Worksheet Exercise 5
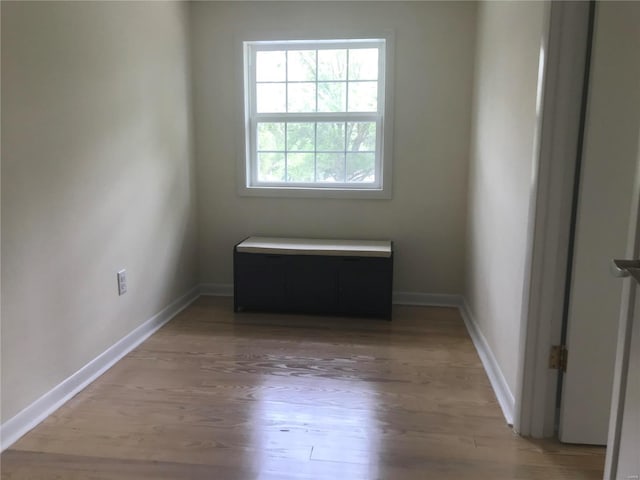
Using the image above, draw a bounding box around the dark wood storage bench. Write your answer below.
[233,237,393,319]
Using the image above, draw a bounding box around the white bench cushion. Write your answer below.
[236,236,392,258]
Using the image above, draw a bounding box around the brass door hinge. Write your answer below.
[549,345,568,371]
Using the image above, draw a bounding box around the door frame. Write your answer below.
[514,0,593,438]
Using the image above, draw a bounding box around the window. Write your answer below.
[241,38,392,198]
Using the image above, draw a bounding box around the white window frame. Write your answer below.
[238,36,394,199]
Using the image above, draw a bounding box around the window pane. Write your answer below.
[317,122,345,151]
[258,153,285,182]
[347,122,376,151]
[288,50,316,81]
[317,153,345,182]
[346,153,375,183]
[256,51,286,82]
[287,123,315,151]
[318,82,346,112]
[257,83,286,113]
[246,40,387,192]
[318,49,347,81]
[348,48,378,80]
[257,122,285,151]
[287,153,315,182]
[348,82,377,112]
[287,83,316,112]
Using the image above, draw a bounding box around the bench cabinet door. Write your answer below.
[285,256,339,313]
[337,257,392,318]
[234,253,286,310]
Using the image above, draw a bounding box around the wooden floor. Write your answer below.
[1,296,605,479]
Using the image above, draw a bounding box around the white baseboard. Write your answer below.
[0,286,200,452]
[199,283,233,297]
[393,291,463,307]
[459,299,515,426]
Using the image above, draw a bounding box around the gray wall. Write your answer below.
[465,1,547,393]
[1,1,198,421]
[190,1,477,294]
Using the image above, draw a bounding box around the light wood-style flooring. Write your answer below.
[1,296,605,479]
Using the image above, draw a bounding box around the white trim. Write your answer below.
[514,0,553,437]
[515,1,591,437]
[236,32,395,200]
[461,299,515,426]
[199,283,234,297]
[238,185,392,200]
[0,287,200,452]
[392,291,462,308]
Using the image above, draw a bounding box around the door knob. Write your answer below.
[611,259,640,278]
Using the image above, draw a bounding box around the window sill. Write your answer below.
[238,185,392,200]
